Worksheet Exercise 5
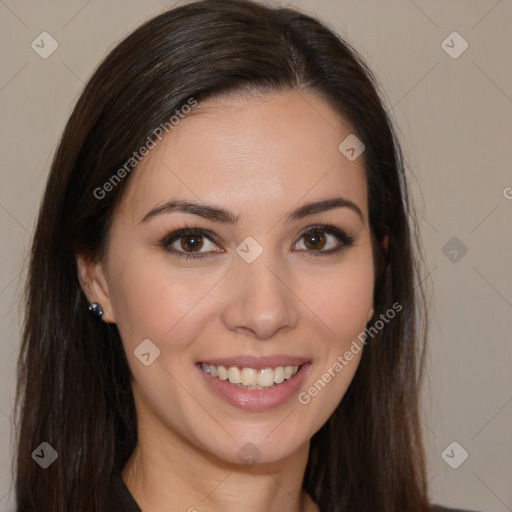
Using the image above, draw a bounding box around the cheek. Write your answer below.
[303,254,374,342]
[109,240,374,360]
[109,250,219,349]
[295,253,373,423]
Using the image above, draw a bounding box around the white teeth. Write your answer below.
[217,365,228,380]
[257,368,274,387]
[227,367,242,384]
[241,367,257,386]
[273,366,285,384]
[201,363,301,388]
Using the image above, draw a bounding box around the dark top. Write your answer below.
[109,472,478,512]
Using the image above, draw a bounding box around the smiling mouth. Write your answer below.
[199,362,302,390]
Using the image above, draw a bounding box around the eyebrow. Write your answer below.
[140,196,364,225]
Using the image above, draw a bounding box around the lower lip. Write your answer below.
[197,363,311,411]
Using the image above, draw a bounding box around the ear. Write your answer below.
[374,233,389,275]
[368,234,389,323]
[382,234,389,253]
[76,253,116,323]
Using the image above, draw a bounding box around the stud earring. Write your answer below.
[88,302,104,318]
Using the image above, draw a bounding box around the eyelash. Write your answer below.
[159,224,355,261]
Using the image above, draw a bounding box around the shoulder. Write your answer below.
[107,476,480,512]
[108,472,142,512]
[431,505,481,512]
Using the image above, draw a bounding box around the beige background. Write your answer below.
[1,1,511,510]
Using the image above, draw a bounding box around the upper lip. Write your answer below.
[198,355,310,370]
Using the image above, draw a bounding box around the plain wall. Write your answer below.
[0,1,511,510]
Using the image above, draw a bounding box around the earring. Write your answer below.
[88,302,104,318]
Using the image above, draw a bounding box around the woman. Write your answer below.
[14,1,478,511]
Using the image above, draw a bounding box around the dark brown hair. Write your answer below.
[15,1,429,510]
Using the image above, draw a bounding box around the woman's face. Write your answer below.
[92,90,374,465]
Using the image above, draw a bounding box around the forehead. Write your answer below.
[116,89,368,224]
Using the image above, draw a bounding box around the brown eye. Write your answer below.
[303,230,327,251]
[179,234,204,252]
[160,227,224,260]
[293,225,355,256]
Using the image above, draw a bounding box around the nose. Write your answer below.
[221,252,299,340]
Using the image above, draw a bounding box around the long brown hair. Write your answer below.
[15,1,430,510]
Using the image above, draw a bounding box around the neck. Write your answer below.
[122,420,317,512]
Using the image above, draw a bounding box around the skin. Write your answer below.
[77,89,377,512]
